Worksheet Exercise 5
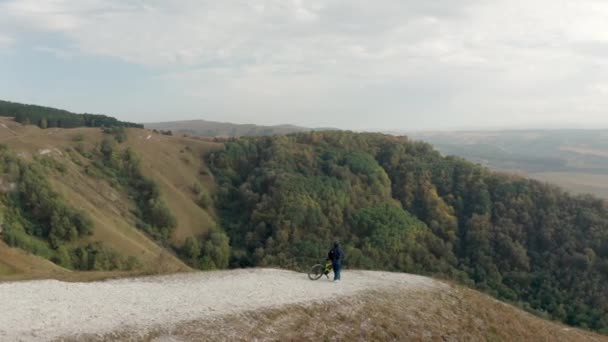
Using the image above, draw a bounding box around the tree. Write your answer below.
[208,131,608,332]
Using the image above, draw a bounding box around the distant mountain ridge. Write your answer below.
[145,119,336,137]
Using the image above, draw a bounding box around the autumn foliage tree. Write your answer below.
[209,131,608,333]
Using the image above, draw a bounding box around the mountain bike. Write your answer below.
[308,261,332,280]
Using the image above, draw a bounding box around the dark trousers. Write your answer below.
[332,261,342,281]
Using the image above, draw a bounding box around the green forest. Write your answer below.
[0,100,143,129]
[208,131,608,333]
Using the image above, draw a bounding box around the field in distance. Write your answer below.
[408,129,608,199]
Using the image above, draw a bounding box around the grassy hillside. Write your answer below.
[145,119,332,138]
[0,241,66,278]
[122,130,222,244]
[0,118,221,279]
[224,287,606,341]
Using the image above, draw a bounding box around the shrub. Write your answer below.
[191,182,203,195]
[102,127,128,143]
[69,243,139,271]
[197,191,212,209]
[180,228,230,270]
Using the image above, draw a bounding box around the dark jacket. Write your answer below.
[328,245,344,264]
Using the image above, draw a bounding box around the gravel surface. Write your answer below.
[0,268,442,341]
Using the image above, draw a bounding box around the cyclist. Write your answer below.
[327,241,344,282]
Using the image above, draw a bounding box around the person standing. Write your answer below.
[327,241,344,282]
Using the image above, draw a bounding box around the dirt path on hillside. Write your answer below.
[0,268,443,341]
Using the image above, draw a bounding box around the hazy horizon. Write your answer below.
[2,1,608,131]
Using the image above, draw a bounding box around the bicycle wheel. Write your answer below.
[308,264,325,280]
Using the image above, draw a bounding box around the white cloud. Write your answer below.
[34,46,74,60]
[0,34,14,49]
[1,0,608,129]
[0,0,481,69]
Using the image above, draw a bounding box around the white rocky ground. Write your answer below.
[0,268,443,341]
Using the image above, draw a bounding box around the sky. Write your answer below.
[1,0,608,131]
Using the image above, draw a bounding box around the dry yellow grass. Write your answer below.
[0,241,144,283]
[72,283,607,342]
[0,241,67,279]
[124,129,223,244]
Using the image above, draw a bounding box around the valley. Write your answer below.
[408,130,608,199]
[0,106,607,337]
